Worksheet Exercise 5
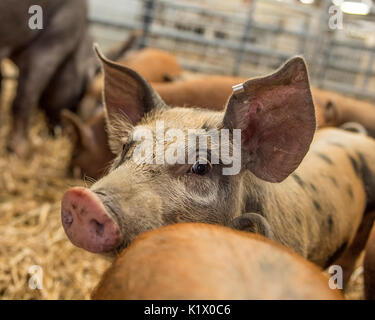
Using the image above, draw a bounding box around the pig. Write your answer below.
[61,109,113,179]
[61,49,375,289]
[151,76,248,110]
[364,221,375,300]
[313,87,375,138]
[92,223,343,300]
[63,74,347,180]
[63,76,250,179]
[0,0,98,156]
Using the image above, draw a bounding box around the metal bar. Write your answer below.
[158,0,248,21]
[361,50,375,90]
[88,17,141,30]
[328,59,375,78]
[87,0,375,102]
[233,0,256,76]
[331,39,375,53]
[147,28,291,60]
[251,21,316,40]
[140,0,157,48]
[322,80,375,102]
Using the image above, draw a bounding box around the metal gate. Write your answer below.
[88,0,375,102]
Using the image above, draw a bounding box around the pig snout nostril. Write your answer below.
[91,219,105,237]
[61,187,121,253]
[62,210,74,227]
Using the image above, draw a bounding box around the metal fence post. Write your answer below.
[232,0,256,76]
[140,0,157,48]
[310,0,332,86]
[361,50,375,91]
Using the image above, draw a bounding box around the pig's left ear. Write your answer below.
[94,45,166,127]
[223,57,316,182]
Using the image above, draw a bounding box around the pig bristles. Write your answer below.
[102,159,116,177]
[104,109,134,155]
[83,175,97,186]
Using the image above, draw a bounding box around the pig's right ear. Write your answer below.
[223,57,316,182]
[94,45,167,128]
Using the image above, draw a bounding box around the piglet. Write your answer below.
[92,223,343,300]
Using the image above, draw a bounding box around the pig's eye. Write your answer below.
[190,159,212,175]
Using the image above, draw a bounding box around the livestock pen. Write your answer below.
[0,0,374,300]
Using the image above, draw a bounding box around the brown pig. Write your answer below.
[92,223,343,300]
[61,110,113,179]
[313,87,375,137]
[0,0,98,156]
[61,50,375,290]
[152,76,248,110]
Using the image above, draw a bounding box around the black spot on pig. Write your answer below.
[317,152,333,165]
[310,183,317,192]
[327,215,334,232]
[292,174,305,188]
[347,185,354,199]
[296,216,302,226]
[358,152,375,203]
[313,200,322,213]
[329,176,338,187]
[358,152,371,182]
[348,154,360,177]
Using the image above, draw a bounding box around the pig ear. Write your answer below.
[61,109,94,149]
[94,44,167,128]
[323,100,338,125]
[223,57,316,182]
[230,213,274,239]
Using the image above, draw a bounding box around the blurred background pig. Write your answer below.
[0,0,98,156]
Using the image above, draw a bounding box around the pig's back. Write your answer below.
[152,76,246,111]
[262,128,375,266]
[121,48,183,83]
[92,223,342,300]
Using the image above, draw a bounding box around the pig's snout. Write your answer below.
[61,187,120,253]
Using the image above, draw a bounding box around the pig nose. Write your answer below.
[61,187,120,253]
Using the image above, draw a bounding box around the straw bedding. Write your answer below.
[0,60,365,299]
[0,61,110,299]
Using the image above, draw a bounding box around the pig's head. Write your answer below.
[61,109,114,179]
[61,49,315,255]
[313,92,339,127]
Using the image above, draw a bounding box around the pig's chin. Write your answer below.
[61,187,122,254]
